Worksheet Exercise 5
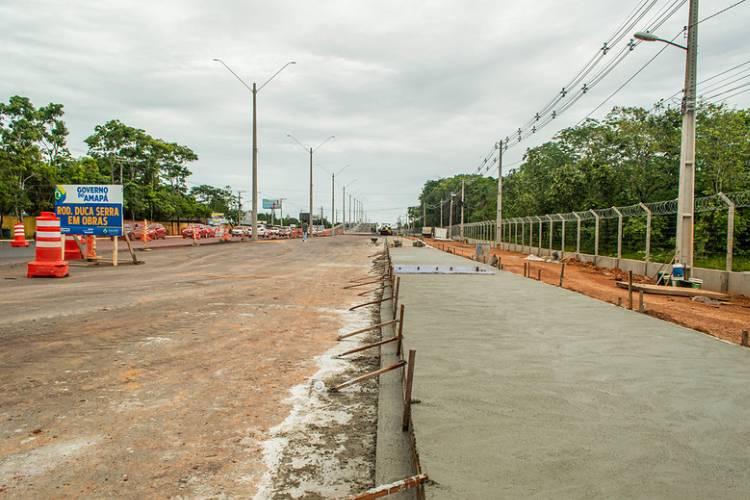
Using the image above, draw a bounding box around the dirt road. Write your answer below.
[429,240,750,346]
[0,236,380,498]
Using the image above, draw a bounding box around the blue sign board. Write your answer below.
[263,198,280,210]
[54,184,124,236]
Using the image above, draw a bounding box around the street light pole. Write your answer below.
[634,0,698,272]
[213,59,295,241]
[309,147,313,235]
[287,134,335,237]
[496,140,503,245]
[448,194,455,239]
[330,165,350,236]
[460,179,465,239]
[676,0,699,272]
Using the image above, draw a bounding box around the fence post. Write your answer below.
[612,206,623,268]
[521,219,525,249]
[536,216,542,255]
[718,193,735,276]
[557,214,565,260]
[528,217,533,249]
[639,202,652,275]
[590,209,599,266]
[574,212,582,257]
[547,215,553,256]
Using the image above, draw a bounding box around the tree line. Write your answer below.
[413,102,750,263]
[0,95,249,230]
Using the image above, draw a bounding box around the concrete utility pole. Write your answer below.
[422,200,426,229]
[440,199,444,228]
[278,198,285,226]
[213,59,295,241]
[349,194,353,224]
[496,139,503,245]
[634,0,698,272]
[448,194,454,239]
[676,0,699,273]
[460,179,465,239]
[236,190,245,226]
[287,134,335,237]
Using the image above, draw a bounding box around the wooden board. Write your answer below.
[615,281,730,301]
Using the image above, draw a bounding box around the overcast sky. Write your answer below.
[2,0,748,223]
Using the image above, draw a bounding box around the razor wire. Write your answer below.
[495,190,750,227]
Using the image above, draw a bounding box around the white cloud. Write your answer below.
[1,0,747,221]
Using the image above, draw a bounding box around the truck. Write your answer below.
[421,226,432,238]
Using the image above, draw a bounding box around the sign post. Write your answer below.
[54,184,124,266]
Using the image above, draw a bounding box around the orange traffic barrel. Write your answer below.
[64,235,83,260]
[10,223,29,247]
[27,212,69,278]
[86,235,97,260]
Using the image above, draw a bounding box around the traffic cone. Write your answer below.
[64,235,83,260]
[86,235,97,260]
[10,223,29,247]
[27,212,69,278]
[142,219,150,249]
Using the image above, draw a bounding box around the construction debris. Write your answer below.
[691,296,723,306]
[412,240,425,247]
[615,281,730,301]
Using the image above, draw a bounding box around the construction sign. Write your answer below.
[54,184,124,236]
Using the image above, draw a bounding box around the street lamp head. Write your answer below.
[634,31,660,42]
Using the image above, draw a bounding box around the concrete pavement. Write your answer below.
[392,242,750,499]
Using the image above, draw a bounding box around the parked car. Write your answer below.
[131,223,166,240]
[182,224,213,239]
[266,226,281,239]
[256,224,267,238]
[278,226,291,238]
[202,225,216,238]
[232,225,252,237]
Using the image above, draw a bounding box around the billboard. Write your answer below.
[54,184,124,236]
[263,198,280,210]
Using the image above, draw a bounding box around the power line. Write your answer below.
[693,0,748,25]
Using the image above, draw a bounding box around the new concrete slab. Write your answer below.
[392,243,750,499]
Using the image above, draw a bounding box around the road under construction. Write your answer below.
[1,234,750,498]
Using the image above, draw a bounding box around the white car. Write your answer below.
[256,225,267,238]
[231,225,251,237]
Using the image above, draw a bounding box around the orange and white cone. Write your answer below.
[10,223,29,247]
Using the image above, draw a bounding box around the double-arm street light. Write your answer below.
[633,0,697,272]
[287,134,335,236]
[213,58,296,241]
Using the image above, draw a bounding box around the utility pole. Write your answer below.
[440,199,444,228]
[448,194,454,239]
[213,59,295,241]
[236,190,245,226]
[309,147,314,236]
[496,139,503,245]
[342,186,346,229]
[331,172,335,228]
[460,179,465,239]
[349,194,353,225]
[675,0,699,273]
[422,200,426,229]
